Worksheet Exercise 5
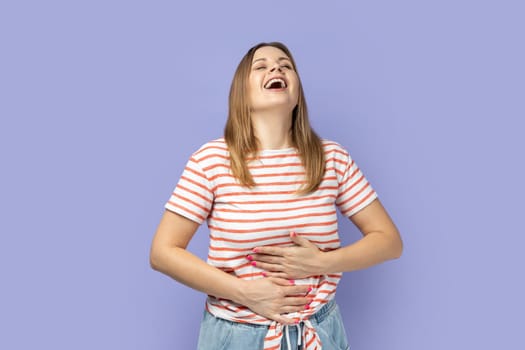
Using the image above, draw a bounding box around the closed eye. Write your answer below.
[254,66,266,70]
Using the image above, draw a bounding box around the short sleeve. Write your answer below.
[335,149,378,217]
[164,156,214,224]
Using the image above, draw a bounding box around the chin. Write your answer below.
[255,98,297,110]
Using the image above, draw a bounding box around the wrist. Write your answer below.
[231,278,249,305]
[316,249,333,275]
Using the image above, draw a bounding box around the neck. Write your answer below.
[251,108,293,150]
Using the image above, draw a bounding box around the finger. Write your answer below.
[285,290,309,297]
[290,231,312,247]
[263,271,290,279]
[284,284,312,295]
[279,305,308,314]
[253,246,286,256]
[251,261,282,272]
[283,296,311,306]
[268,277,297,286]
[249,253,282,264]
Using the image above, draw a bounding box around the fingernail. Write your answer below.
[305,304,310,310]
[294,318,300,324]
[261,272,267,277]
[290,231,297,237]
[251,261,257,267]
[252,248,259,253]
[289,279,295,285]
[246,255,253,261]
[307,287,312,293]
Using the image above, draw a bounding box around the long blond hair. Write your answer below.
[224,42,325,194]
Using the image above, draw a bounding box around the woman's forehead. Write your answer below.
[252,46,290,62]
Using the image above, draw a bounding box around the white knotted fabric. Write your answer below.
[263,319,322,350]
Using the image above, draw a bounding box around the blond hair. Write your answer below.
[224,42,325,194]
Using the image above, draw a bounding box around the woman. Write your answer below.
[150,42,403,350]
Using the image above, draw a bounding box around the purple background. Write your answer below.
[1,1,524,349]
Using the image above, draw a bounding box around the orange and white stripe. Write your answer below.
[165,138,377,349]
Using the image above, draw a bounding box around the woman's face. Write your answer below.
[247,46,299,114]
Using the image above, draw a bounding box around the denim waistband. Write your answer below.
[308,298,336,323]
[282,299,336,350]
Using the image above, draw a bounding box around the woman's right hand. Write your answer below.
[236,277,312,325]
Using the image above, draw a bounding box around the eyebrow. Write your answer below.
[252,57,291,65]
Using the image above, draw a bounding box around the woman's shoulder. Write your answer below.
[191,138,229,161]
[321,139,350,158]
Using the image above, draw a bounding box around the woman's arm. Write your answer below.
[249,199,403,278]
[149,210,311,324]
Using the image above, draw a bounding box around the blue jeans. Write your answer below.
[197,299,350,350]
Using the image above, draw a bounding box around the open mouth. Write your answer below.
[264,78,287,90]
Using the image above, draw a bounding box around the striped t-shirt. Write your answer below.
[165,138,377,349]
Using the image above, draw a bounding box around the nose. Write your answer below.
[270,62,282,72]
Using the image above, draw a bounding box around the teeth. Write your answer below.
[264,78,286,89]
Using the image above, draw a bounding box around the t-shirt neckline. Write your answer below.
[259,147,297,154]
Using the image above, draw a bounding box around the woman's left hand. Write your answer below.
[248,232,324,280]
